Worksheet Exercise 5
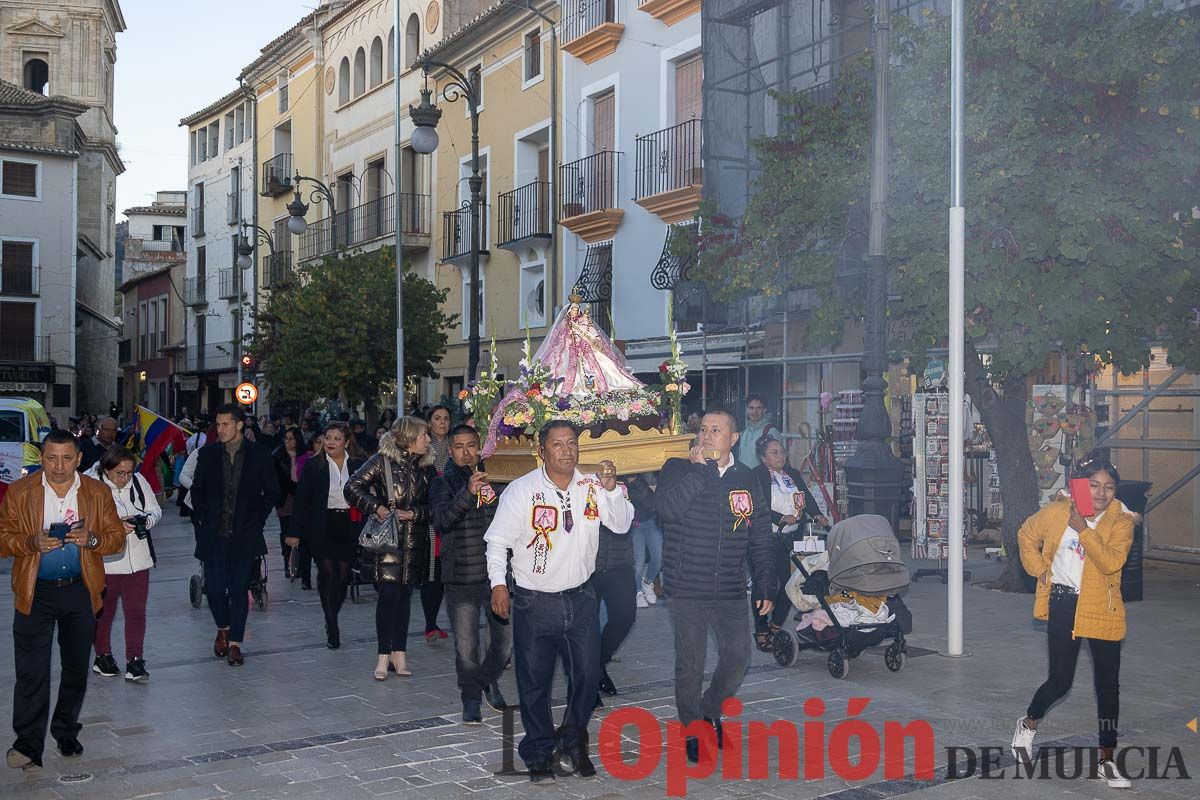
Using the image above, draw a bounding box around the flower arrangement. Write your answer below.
[658,310,691,434]
[459,341,504,434]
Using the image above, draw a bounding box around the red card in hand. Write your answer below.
[1068,478,1095,517]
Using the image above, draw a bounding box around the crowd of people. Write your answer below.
[0,397,1138,788]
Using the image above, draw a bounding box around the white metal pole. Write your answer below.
[946,0,967,657]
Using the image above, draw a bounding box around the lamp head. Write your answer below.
[409,85,442,155]
[286,186,309,235]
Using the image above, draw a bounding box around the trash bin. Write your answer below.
[1115,480,1150,603]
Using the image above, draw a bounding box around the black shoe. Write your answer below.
[571,750,597,778]
[125,658,149,683]
[326,622,340,650]
[483,682,509,712]
[57,738,83,758]
[686,736,700,764]
[599,669,617,696]
[528,765,555,784]
[92,653,119,677]
[462,698,483,725]
[301,581,313,591]
[704,716,724,749]
[594,694,603,710]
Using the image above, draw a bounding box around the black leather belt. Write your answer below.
[1049,583,1079,599]
[514,583,588,598]
[37,576,82,588]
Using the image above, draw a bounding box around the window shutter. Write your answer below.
[1,241,34,293]
[2,161,37,197]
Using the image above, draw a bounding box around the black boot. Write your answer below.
[704,717,724,749]
[326,619,340,649]
[599,668,617,696]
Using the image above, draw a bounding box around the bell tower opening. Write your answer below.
[23,57,49,95]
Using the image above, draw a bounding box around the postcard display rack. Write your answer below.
[831,390,863,521]
[911,391,971,582]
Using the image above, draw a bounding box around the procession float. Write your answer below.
[462,295,694,482]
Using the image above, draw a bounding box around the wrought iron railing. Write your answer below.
[298,192,430,262]
[497,181,552,246]
[183,342,235,373]
[563,0,617,45]
[635,117,702,200]
[560,151,621,218]
[219,269,243,300]
[184,276,207,306]
[263,250,294,289]
[261,153,293,196]
[441,203,491,262]
[0,335,50,362]
[125,237,185,256]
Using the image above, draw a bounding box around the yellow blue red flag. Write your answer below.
[135,406,188,493]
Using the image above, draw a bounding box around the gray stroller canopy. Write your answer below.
[827,514,911,596]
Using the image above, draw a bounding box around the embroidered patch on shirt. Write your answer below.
[583,484,600,520]
[729,490,753,531]
[477,484,497,507]
[792,491,806,516]
[528,504,558,574]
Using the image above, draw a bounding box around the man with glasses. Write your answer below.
[79,418,119,474]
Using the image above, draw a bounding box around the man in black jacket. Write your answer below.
[430,425,510,724]
[190,404,279,666]
[656,409,775,764]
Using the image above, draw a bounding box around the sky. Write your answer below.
[113,0,319,220]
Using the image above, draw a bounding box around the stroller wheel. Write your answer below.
[885,642,906,672]
[772,629,800,668]
[828,648,850,679]
[189,575,203,609]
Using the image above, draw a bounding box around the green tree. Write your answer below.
[251,246,458,420]
[693,0,1200,590]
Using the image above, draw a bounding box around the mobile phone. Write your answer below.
[1069,478,1095,517]
[48,522,70,540]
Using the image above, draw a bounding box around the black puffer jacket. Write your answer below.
[344,434,435,585]
[595,474,656,572]
[655,457,776,601]
[430,460,502,585]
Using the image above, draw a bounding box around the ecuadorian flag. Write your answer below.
[136,406,188,493]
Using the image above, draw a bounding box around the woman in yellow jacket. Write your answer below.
[1011,453,1134,788]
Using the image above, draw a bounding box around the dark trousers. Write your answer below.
[670,595,751,725]
[512,584,600,768]
[204,537,254,642]
[593,566,636,664]
[446,582,512,701]
[12,581,95,759]
[752,537,794,633]
[376,582,414,654]
[279,515,311,586]
[1027,591,1121,748]
[94,570,150,661]
[421,580,444,631]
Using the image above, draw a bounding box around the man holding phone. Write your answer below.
[0,430,125,771]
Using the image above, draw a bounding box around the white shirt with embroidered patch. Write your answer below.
[484,468,634,593]
[1050,510,1105,591]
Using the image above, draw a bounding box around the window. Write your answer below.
[0,302,37,361]
[339,57,351,105]
[520,262,546,327]
[405,14,420,69]
[523,29,542,83]
[370,37,384,88]
[225,112,235,149]
[235,104,246,144]
[208,122,219,160]
[278,70,290,113]
[462,272,486,339]
[22,57,48,95]
[160,297,168,350]
[1,160,38,199]
[197,128,207,162]
[592,90,615,153]
[0,240,36,294]
[387,27,396,79]
[674,54,703,123]
[0,409,23,443]
[190,131,197,166]
[353,47,366,97]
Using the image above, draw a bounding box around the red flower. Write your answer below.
[659,362,670,373]
[530,382,542,392]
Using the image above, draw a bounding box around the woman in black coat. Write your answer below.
[345,416,435,680]
[750,438,826,651]
[274,426,309,588]
[289,422,366,649]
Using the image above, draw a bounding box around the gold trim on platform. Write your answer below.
[486,426,693,483]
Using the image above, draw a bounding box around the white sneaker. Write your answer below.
[636,592,649,609]
[1096,759,1132,789]
[1010,717,1036,760]
[641,581,657,604]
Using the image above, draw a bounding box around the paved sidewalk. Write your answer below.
[0,507,1195,799]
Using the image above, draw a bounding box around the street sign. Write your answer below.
[235,383,258,406]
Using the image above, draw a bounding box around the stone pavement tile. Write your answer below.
[357,776,414,796]
[0,789,61,800]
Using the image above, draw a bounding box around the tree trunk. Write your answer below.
[364,397,379,430]
[965,342,1039,592]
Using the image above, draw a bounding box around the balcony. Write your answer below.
[497,181,552,249]
[0,335,50,363]
[262,250,294,289]
[124,237,185,258]
[298,192,431,263]
[218,268,242,300]
[226,192,241,226]
[637,0,699,27]
[190,207,205,238]
[182,342,236,373]
[441,203,491,263]
[184,276,207,306]
[559,151,624,243]
[562,0,623,64]
[261,153,293,196]
[634,118,703,224]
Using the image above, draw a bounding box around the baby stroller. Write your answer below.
[771,514,911,679]
[188,556,269,611]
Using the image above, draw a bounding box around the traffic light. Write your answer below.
[241,354,254,369]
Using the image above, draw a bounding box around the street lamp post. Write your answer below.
[233,221,273,386]
[409,61,484,381]
[842,0,906,530]
[285,173,337,250]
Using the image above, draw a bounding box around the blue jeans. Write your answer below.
[632,517,663,589]
[446,582,512,701]
[511,583,600,768]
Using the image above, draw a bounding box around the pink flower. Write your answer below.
[581,410,596,424]
[630,400,646,413]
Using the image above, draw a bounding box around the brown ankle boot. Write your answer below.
[214,629,229,659]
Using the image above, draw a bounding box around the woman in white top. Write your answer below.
[85,446,162,683]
